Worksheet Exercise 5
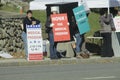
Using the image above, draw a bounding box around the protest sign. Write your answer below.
[73,5,90,34]
[113,16,120,32]
[51,13,70,42]
[26,24,43,61]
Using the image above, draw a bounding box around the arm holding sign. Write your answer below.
[99,14,116,32]
[109,14,116,31]
[50,23,55,27]
[45,17,53,33]
[22,10,41,58]
[23,17,40,32]
[31,17,40,25]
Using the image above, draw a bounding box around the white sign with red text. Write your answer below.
[26,25,43,61]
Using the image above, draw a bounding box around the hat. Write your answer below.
[51,6,59,13]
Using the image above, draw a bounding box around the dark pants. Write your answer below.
[49,32,58,59]
[101,33,114,57]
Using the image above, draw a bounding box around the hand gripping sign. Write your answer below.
[26,24,43,61]
[51,13,70,42]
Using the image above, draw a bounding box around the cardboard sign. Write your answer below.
[73,5,90,34]
[113,16,120,32]
[51,13,70,42]
[112,32,120,57]
[26,24,43,61]
[86,0,109,8]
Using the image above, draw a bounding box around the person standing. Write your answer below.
[80,13,90,55]
[71,16,82,58]
[22,10,40,57]
[45,6,60,59]
[99,9,115,57]
[115,9,120,45]
[71,16,89,58]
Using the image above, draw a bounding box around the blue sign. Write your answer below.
[73,5,90,34]
[26,24,41,28]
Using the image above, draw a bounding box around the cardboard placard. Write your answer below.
[51,13,70,42]
[73,5,90,34]
[26,24,43,61]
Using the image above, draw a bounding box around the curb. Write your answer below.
[0,57,120,67]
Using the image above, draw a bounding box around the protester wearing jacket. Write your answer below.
[99,9,115,57]
[22,10,40,57]
[45,6,60,59]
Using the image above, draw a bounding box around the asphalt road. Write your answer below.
[0,63,120,80]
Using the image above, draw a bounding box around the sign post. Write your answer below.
[26,24,43,61]
[51,13,70,42]
[73,5,90,35]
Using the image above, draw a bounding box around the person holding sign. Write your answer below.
[99,9,115,57]
[22,10,40,57]
[45,6,60,60]
[115,9,120,45]
[71,16,89,59]
[71,16,82,58]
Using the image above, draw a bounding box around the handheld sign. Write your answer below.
[26,24,43,61]
[51,13,70,42]
[112,16,120,57]
[113,16,120,32]
[73,5,90,34]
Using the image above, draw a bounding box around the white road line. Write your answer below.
[83,76,116,80]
